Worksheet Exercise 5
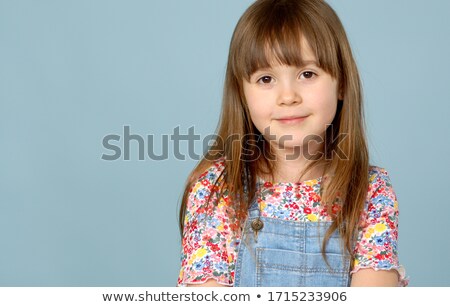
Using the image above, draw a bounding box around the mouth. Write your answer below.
[276,115,309,124]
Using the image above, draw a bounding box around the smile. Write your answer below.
[276,116,309,124]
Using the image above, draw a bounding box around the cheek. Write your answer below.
[247,103,269,128]
[244,89,271,125]
[321,99,338,125]
[328,90,339,118]
[312,85,339,121]
[321,91,338,112]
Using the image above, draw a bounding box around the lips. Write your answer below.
[276,115,309,124]
[278,115,308,120]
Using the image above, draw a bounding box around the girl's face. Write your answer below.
[242,41,341,158]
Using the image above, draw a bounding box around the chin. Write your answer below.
[272,140,304,151]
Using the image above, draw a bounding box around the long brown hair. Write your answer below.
[179,0,369,263]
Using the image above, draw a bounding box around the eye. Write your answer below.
[257,76,274,84]
[300,71,316,79]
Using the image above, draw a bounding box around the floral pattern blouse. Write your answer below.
[178,157,408,286]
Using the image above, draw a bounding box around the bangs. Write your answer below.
[231,1,341,82]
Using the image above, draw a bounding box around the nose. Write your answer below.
[277,80,301,106]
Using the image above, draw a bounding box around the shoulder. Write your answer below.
[366,165,397,204]
[188,157,226,196]
[185,157,228,213]
[361,165,399,227]
[368,165,393,188]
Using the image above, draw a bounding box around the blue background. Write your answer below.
[1,0,449,286]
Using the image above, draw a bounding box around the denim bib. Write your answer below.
[234,205,351,287]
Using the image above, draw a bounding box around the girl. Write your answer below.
[177,0,408,287]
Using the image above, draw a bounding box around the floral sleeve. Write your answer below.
[177,160,239,286]
[351,167,409,286]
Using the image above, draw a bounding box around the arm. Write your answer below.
[350,268,399,287]
[350,167,407,287]
[178,161,236,287]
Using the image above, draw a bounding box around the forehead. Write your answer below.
[233,20,340,83]
[263,36,317,68]
[243,35,319,81]
[231,0,343,83]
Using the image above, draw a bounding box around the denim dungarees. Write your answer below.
[234,202,351,287]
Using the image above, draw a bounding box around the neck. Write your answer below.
[262,141,325,183]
